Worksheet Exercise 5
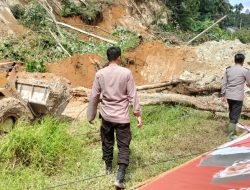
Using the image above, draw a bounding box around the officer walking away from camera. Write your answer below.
[221,53,250,140]
[87,47,142,189]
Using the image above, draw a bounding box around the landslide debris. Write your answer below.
[46,54,102,88]
[196,40,250,71]
[0,97,34,125]
[125,41,204,85]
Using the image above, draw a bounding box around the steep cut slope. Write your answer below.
[0,1,26,36]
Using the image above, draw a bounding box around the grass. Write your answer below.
[0,105,229,190]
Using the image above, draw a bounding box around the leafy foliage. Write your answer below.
[61,0,103,25]
[10,4,25,19]
[162,0,250,43]
[233,28,250,44]
[166,0,200,30]
[199,0,232,20]
[113,27,140,52]
[22,3,47,30]
[166,0,232,30]
[189,19,214,32]
[25,60,46,72]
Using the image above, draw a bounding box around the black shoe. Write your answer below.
[105,161,112,175]
[106,166,112,175]
[114,164,127,189]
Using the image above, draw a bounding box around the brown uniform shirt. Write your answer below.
[87,63,142,123]
[221,64,250,101]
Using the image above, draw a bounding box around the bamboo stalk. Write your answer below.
[187,15,228,45]
[47,19,118,44]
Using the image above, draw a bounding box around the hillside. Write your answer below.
[1,1,250,190]
[0,0,250,118]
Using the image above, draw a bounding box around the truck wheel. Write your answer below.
[0,97,33,134]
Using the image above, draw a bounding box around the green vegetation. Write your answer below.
[61,0,103,25]
[10,4,25,20]
[0,118,81,175]
[22,3,47,30]
[0,1,140,71]
[163,0,250,44]
[233,28,250,44]
[25,60,46,72]
[0,105,228,190]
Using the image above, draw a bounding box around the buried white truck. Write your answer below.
[0,61,71,133]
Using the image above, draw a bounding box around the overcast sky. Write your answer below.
[229,0,250,11]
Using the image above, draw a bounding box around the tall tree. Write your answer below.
[166,0,200,30]
[234,3,244,27]
[199,0,232,19]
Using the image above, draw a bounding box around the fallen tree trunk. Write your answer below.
[170,82,221,95]
[139,93,226,112]
[67,87,250,120]
[39,0,64,38]
[139,93,250,113]
[47,19,118,44]
[49,30,71,57]
[136,80,182,91]
[137,80,221,95]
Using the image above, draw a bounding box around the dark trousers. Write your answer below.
[101,118,131,166]
[227,99,243,124]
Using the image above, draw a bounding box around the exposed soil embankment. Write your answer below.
[46,54,102,88]
[0,2,27,36]
[125,41,205,85]
[61,3,149,41]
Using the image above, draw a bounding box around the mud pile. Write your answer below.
[46,54,102,88]
[45,40,250,91]
[178,40,250,90]
[125,41,203,85]
[127,40,250,87]
[0,97,34,123]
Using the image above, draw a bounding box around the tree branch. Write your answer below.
[49,30,71,57]
[38,0,64,38]
[47,18,118,44]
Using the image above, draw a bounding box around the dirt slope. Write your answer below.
[61,3,149,40]
[126,41,205,85]
[46,54,101,88]
[0,1,27,36]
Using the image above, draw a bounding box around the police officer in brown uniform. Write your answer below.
[221,53,250,140]
[87,47,142,189]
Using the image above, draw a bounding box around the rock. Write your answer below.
[195,40,250,69]
[179,71,203,82]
